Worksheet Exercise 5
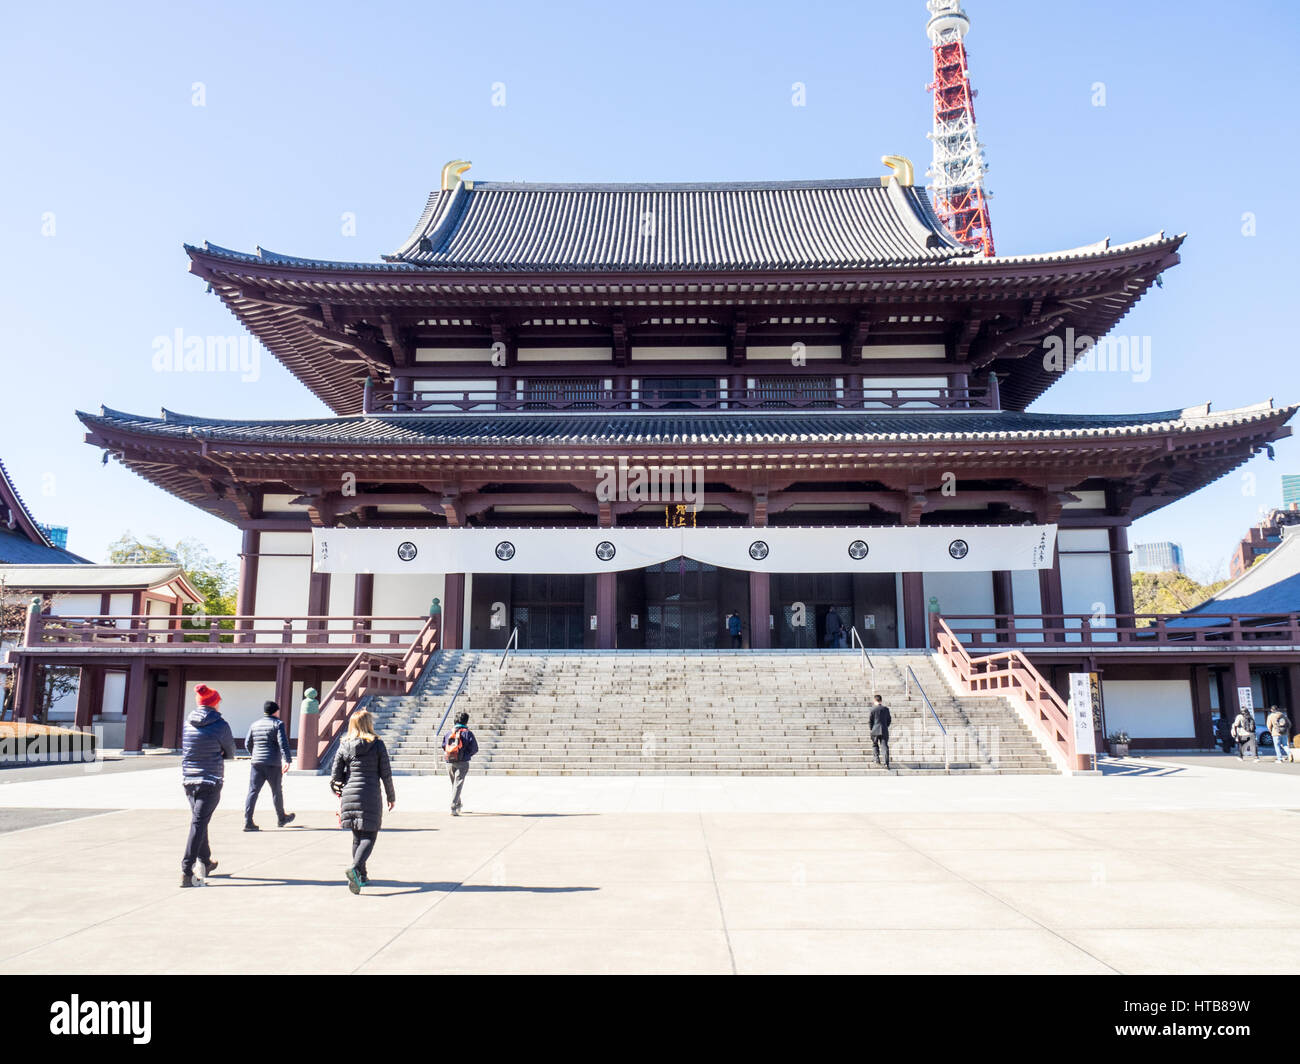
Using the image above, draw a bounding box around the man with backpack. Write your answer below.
[869,693,892,769]
[1266,705,1292,764]
[441,711,479,816]
[180,684,235,887]
[1231,705,1259,762]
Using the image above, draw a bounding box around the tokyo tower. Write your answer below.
[925,0,995,256]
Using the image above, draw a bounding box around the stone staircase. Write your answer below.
[365,649,1059,776]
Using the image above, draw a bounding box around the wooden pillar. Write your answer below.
[307,571,331,643]
[123,659,148,753]
[1039,543,1065,643]
[237,528,260,617]
[275,657,294,731]
[1286,663,1300,720]
[74,666,97,728]
[992,571,1014,643]
[353,573,374,642]
[902,572,927,649]
[748,571,771,649]
[1110,525,1135,627]
[161,667,185,749]
[1227,657,1253,723]
[442,573,466,649]
[596,572,616,649]
[1190,665,1215,748]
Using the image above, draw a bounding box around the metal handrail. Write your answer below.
[904,664,950,773]
[848,626,876,698]
[498,626,519,670]
[435,667,473,739]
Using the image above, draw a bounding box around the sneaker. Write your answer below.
[450,808,460,817]
[346,867,363,894]
[278,813,296,827]
[180,873,200,888]
[199,858,218,878]
[244,823,260,832]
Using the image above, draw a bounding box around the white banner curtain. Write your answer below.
[313,525,1057,575]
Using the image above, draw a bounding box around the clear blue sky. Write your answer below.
[1,0,1296,581]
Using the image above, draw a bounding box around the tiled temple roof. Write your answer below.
[81,401,1293,449]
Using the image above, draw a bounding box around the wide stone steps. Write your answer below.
[362,649,1057,776]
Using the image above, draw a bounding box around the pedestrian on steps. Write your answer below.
[869,693,892,769]
[726,610,743,649]
[180,684,235,887]
[243,700,296,831]
[442,711,479,816]
[330,709,395,894]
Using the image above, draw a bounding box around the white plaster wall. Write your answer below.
[631,347,726,361]
[1010,570,1044,643]
[746,345,840,361]
[415,348,493,362]
[327,575,356,644]
[183,678,276,747]
[373,573,443,637]
[254,532,312,642]
[861,344,945,360]
[924,571,995,646]
[101,670,127,717]
[1102,679,1196,739]
[50,593,101,616]
[1059,529,1116,642]
[518,348,612,361]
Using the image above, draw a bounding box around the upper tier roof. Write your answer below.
[383,177,970,271]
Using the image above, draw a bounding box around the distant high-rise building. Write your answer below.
[1283,474,1300,509]
[37,524,69,550]
[1134,541,1186,575]
[1229,505,1300,578]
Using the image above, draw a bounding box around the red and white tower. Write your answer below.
[925,0,995,256]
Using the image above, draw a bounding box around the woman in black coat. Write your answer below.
[330,709,395,893]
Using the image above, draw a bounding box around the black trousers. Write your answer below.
[182,782,221,874]
[872,735,890,766]
[245,763,287,823]
[351,830,377,877]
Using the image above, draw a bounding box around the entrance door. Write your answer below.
[509,574,586,649]
[640,558,748,648]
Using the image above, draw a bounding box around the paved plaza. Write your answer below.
[1,757,1298,974]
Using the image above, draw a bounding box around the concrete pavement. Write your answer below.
[1,757,1298,974]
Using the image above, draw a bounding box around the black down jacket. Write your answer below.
[331,737,395,832]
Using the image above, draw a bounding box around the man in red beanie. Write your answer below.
[180,684,235,887]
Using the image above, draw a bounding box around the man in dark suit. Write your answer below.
[869,694,892,768]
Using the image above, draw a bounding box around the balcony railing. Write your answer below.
[23,613,432,650]
[939,612,1300,648]
[362,383,998,415]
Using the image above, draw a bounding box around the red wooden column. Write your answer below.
[74,666,98,728]
[236,528,260,642]
[596,573,617,649]
[1039,542,1065,643]
[902,572,926,648]
[307,572,330,643]
[1110,525,1135,628]
[353,573,374,642]
[991,570,1014,643]
[1227,657,1253,725]
[123,658,148,754]
[274,657,294,741]
[160,667,186,749]
[442,573,466,649]
[747,495,770,649]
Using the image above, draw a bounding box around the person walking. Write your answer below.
[180,684,235,887]
[330,709,395,894]
[869,693,892,769]
[243,700,296,831]
[825,609,844,649]
[1232,704,1260,762]
[1266,705,1292,764]
[726,610,743,649]
[442,711,479,816]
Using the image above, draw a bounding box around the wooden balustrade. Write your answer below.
[362,384,997,415]
[938,612,1300,648]
[300,616,439,771]
[931,614,1085,772]
[25,613,430,650]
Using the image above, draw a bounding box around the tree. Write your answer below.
[106,533,237,627]
[1131,570,1230,624]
